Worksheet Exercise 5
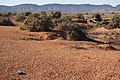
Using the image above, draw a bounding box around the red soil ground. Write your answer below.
[0,26,120,80]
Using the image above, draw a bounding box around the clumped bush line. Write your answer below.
[19,11,119,43]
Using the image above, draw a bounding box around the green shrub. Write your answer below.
[50,11,61,19]
[61,23,84,41]
[50,11,62,27]
[53,15,71,30]
[105,14,120,29]
[24,13,53,32]
[112,14,120,23]
[93,13,102,22]
[96,20,109,28]
[58,16,87,41]
[15,13,26,22]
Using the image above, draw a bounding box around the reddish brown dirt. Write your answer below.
[0,26,120,80]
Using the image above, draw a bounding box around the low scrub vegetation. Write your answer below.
[24,13,53,32]
[96,14,120,29]
[0,17,15,26]
[18,12,120,41]
[93,13,102,22]
[15,13,26,22]
[57,16,89,41]
[72,13,87,23]
[0,11,119,42]
[50,11,61,19]
[0,12,13,17]
[109,14,120,29]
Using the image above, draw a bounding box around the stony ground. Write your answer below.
[0,26,120,80]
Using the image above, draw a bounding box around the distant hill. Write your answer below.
[0,4,120,12]
[116,5,120,10]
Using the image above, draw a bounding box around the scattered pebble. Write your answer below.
[17,70,26,75]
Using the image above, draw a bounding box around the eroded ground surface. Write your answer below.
[0,26,120,80]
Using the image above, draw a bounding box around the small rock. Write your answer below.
[17,70,26,75]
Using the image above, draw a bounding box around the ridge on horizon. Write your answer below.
[0,3,119,12]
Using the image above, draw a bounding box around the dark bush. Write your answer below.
[0,12,12,17]
[93,13,102,22]
[96,20,110,28]
[58,16,88,41]
[112,14,120,23]
[61,23,85,41]
[105,14,120,29]
[15,13,26,22]
[23,12,32,16]
[49,11,62,28]
[39,11,47,17]
[0,17,15,26]
[50,11,61,19]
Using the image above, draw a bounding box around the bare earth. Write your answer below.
[0,26,120,80]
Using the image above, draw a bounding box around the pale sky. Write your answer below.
[0,0,120,6]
